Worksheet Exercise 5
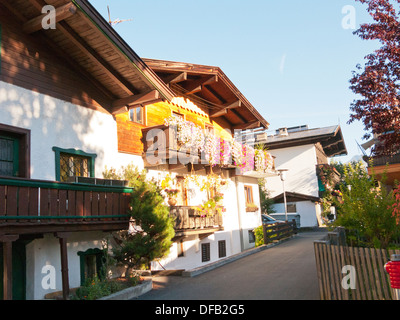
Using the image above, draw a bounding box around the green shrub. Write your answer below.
[254,225,264,247]
[333,161,400,248]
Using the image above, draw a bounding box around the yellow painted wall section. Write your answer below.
[116,99,233,155]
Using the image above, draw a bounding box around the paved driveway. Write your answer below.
[138,231,327,300]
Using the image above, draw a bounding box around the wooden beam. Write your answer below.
[232,121,261,130]
[55,233,70,300]
[210,108,228,118]
[202,85,226,104]
[22,2,77,34]
[210,100,242,118]
[163,72,187,85]
[57,21,138,96]
[184,75,218,95]
[225,100,242,109]
[111,90,160,114]
[230,108,248,124]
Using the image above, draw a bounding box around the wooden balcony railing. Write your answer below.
[0,177,133,234]
[169,206,223,234]
[369,153,400,166]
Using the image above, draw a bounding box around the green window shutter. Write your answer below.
[0,135,19,177]
[77,248,106,285]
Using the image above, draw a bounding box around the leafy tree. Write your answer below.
[103,164,175,274]
[333,161,400,248]
[349,0,400,155]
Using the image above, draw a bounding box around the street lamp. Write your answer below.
[278,169,289,222]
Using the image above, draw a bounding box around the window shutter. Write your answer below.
[218,240,226,258]
[201,243,210,262]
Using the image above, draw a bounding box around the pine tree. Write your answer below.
[104,164,175,275]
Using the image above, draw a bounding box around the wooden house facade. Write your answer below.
[0,0,273,299]
[115,59,274,272]
[0,0,174,300]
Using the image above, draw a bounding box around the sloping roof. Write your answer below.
[264,125,347,157]
[143,58,270,130]
[272,192,321,203]
[2,0,175,114]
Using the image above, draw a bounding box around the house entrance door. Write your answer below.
[0,241,26,300]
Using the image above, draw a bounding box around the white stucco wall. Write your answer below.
[266,144,319,198]
[0,81,141,180]
[25,232,107,300]
[1,82,142,299]
[153,175,262,271]
[272,201,319,227]
[264,144,320,228]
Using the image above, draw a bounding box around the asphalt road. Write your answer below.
[138,231,327,300]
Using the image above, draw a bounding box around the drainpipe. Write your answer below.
[235,177,244,252]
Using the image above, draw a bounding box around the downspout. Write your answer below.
[235,177,244,252]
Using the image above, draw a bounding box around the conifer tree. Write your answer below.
[104,164,175,274]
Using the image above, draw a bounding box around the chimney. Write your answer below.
[277,127,288,137]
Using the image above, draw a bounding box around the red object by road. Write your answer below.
[385,261,400,290]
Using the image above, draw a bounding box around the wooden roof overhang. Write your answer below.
[1,0,175,114]
[143,58,270,131]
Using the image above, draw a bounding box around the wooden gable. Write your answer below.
[116,99,233,156]
[0,0,175,113]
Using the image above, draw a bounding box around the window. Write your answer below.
[248,230,255,244]
[244,185,254,204]
[201,243,210,262]
[77,248,106,285]
[0,124,30,178]
[53,147,97,182]
[60,153,90,182]
[218,240,226,258]
[129,106,145,124]
[287,203,297,213]
[0,136,18,177]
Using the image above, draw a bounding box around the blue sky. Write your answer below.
[91,0,379,163]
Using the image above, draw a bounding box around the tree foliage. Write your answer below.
[332,162,400,248]
[349,0,400,155]
[103,164,175,274]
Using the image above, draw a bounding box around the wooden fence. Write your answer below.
[314,229,400,300]
[263,220,297,244]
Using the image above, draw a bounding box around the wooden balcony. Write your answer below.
[369,153,400,166]
[170,206,224,238]
[141,124,201,170]
[366,153,400,186]
[0,177,133,235]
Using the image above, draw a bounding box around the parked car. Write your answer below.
[261,214,284,225]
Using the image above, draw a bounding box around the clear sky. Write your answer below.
[90,0,379,163]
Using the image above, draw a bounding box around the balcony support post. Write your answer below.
[55,232,71,300]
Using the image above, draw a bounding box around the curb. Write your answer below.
[97,279,153,300]
[182,235,297,278]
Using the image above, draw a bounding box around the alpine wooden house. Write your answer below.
[0,0,273,299]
